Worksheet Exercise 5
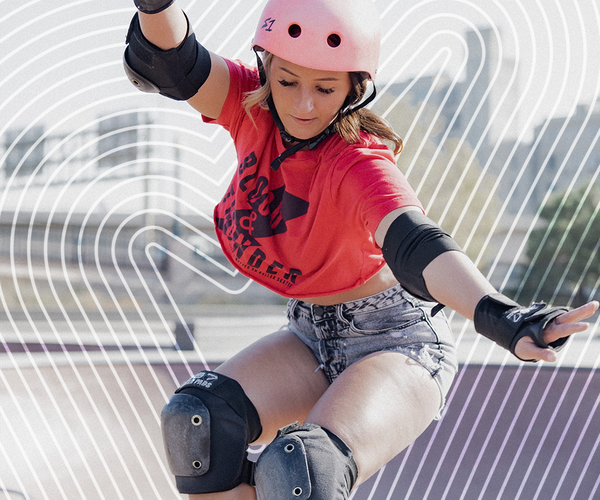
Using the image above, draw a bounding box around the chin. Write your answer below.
[283,123,325,141]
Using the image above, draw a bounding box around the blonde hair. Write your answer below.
[244,51,403,155]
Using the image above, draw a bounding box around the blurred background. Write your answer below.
[1,1,599,499]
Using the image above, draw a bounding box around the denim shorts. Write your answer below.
[285,284,458,410]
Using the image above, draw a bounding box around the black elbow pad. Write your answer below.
[381,211,464,302]
[123,13,212,101]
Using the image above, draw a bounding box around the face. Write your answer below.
[269,56,352,141]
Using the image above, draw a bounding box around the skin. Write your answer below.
[268,58,352,140]
[138,4,600,498]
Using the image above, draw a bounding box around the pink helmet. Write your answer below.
[252,0,381,80]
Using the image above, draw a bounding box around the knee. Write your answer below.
[161,371,262,495]
[254,422,358,500]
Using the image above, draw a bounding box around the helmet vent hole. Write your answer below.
[327,33,341,48]
[288,24,302,38]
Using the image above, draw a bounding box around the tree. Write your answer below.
[372,91,501,267]
[515,182,600,306]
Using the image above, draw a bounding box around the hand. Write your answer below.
[514,301,599,362]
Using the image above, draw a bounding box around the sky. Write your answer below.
[2,0,599,218]
[2,0,599,133]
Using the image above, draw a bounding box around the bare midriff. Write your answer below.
[300,266,399,306]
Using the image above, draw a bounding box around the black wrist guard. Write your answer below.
[474,293,569,361]
[134,0,174,14]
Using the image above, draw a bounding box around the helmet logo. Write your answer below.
[261,17,276,32]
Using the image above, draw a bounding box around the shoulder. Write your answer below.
[202,58,264,130]
[323,132,419,206]
[223,58,262,94]
[324,134,423,231]
[323,132,399,178]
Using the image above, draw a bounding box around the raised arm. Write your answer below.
[124,0,230,119]
[376,208,599,362]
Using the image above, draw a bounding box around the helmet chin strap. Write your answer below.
[266,93,335,170]
[254,50,377,171]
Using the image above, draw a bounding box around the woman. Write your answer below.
[123,1,599,498]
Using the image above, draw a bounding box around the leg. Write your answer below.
[307,350,442,485]
[252,351,441,499]
[216,328,330,443]
[181,328,329,499]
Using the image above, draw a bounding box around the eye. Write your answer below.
[278,79,294,87]
[317,87,335,95]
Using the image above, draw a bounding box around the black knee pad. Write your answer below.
[161,371,262,494]
[254,422,358,500]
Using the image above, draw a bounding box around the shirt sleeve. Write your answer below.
[331,143,424,236]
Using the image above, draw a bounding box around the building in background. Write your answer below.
[1,27,598,304]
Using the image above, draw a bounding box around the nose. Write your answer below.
[294,88,314,115]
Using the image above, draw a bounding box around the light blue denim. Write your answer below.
[285,283,458,410]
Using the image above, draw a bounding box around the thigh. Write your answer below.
[306,350,442,486]
[216,328,330,444]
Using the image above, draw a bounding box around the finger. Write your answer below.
[554,301,599,325]
[544,301,599,344]
[544,321,588,344]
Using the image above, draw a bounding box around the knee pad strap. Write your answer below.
[161,371,262,494]
[255,422,358,500]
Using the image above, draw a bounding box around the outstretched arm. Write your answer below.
[421,250,597,362]
[376,207,599,362]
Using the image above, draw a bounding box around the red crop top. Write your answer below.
[203,59,423,298]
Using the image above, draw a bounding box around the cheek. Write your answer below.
[322,94,349,119]
[269,85,292,115]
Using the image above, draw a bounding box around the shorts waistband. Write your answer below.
[289,283,409,321]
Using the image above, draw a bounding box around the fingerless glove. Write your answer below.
[474,293,569,361]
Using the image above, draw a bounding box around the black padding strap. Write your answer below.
[174,371,261,428]
[134,0,174,14]
[474,293,570,361]
[381,210,464,304]
[162,371,262,494]
[123,12,212,100]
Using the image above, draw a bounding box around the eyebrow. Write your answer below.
[278,65,340,82]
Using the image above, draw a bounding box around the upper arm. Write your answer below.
[186,52,231,120]
[137,4,230,119]
[374,207,422,248]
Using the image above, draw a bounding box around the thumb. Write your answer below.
[514,337,557,363]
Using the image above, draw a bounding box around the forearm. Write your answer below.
[422,250,496,321]
[137,1,188,50]
[379,210,586,362]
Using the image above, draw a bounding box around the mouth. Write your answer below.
[290,116,317,126]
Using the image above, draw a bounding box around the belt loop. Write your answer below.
[336,303,350,326]
[310,303,317,322]
[288,299,299,319]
